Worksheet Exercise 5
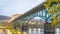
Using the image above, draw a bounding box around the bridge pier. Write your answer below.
[44,22,55,34]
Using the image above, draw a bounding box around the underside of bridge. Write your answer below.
[7,0,60,34]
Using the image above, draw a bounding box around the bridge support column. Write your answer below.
[44,22,55,34]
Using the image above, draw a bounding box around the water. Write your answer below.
[0,28,60,34]
[28,29,44,34]
[36,31,44,34]
[30,31,44,34]
[27,28,60,34]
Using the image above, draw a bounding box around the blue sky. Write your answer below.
[0,0,45,16]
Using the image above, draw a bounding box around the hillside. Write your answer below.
[0,15,11,20]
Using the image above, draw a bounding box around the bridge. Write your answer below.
[0,0,60,34]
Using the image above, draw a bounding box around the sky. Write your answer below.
[0,0,45,17]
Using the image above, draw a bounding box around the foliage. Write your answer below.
[44,0,60,27]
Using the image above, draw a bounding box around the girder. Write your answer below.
[8,0,60,28]
[8,2,45,23]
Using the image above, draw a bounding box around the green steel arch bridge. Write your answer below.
[8,1,60,27]
[7,0,60,34]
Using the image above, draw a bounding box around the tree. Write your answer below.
[44,0,60,27]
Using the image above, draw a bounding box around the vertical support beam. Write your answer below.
[44,22,55,34]
[44,9,55,34]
